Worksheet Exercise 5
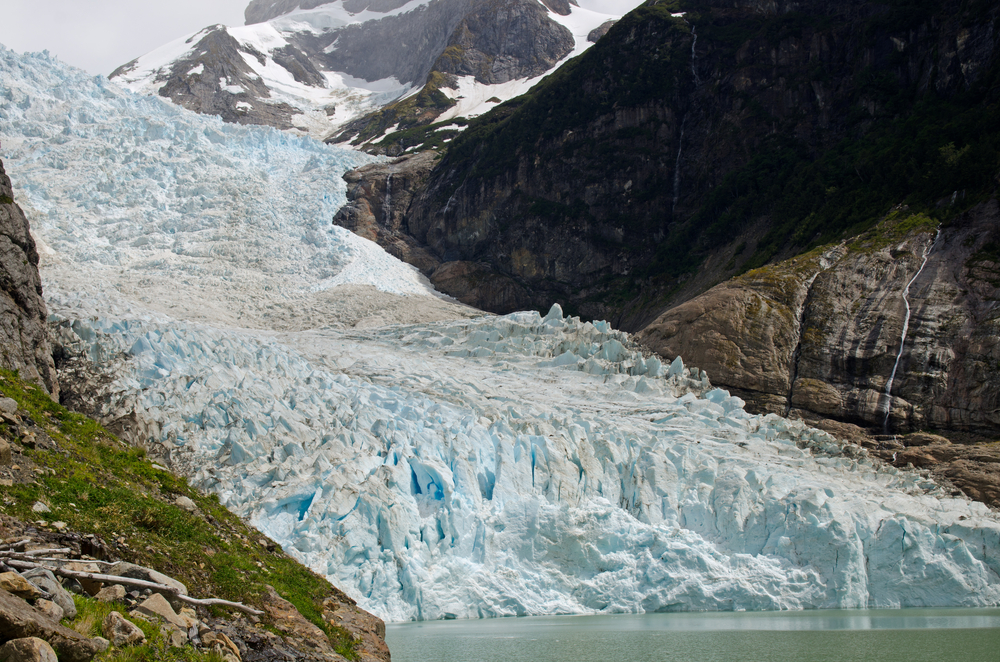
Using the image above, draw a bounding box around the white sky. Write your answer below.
[0,0,253,76]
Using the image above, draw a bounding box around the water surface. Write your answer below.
[386,609,1000,662]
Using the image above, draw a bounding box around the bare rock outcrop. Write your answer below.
[639,205,1000,437]
[0,159,57,399]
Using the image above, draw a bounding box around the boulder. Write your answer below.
[0,637,58,662]
[94,585,126,603]
[173,496,197,513]
[32,600,63,622]
[0,587,103,662]
[102,611,145,647]
[133,593,186,631]
[23,568,77,619]
[0,572,42,601]
[60,562,102,596]
[261,585,333,656]
[108,562,187,607]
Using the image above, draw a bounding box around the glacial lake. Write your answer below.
[386,609,1000,662]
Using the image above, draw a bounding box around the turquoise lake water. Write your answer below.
[386,609,1000,662]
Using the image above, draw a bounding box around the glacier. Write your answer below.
[2,45,1000,623]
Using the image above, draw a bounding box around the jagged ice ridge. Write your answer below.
[2,46,1000,622]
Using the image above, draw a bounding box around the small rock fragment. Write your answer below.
[0,636,58,662]
[102,611,146,647]
[174,496,197,512]
[95,584,127,603]
[0,438,11,465]
[0,397,17,415]
[30,501,50,514]
[91,637,110,653]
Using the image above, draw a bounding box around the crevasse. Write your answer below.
[4,46,1000,624]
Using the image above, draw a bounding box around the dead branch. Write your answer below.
[6,559,263,615]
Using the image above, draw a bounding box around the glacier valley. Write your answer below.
[2,46,999,623]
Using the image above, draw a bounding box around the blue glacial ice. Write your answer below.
[2,46,999,623]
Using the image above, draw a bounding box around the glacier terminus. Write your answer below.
[1,45,998,623]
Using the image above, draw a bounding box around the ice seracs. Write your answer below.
[2,46,999,624]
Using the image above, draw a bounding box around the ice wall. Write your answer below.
[52,306,1000,622]
[3,46,1000,623]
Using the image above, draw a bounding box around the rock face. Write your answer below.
[113,26,300,131]
[639,207,1000,437]
[434,0,574,85]
[0,159,56,399]
[388,0,1000,324]
[112,0,619,141]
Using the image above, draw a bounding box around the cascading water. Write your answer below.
[384,173,393,226]
[881,229,940,430]
[690,25,701,86]
[672,24,701,215]
[671,120,686,215]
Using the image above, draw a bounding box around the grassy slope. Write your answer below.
[0,369,358,659]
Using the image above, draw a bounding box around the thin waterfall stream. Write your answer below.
[882,229,940,430]
[672,24,700,215]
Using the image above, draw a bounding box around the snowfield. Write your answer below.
[2,46,1000,623]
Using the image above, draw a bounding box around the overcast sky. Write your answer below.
[0,0,252,76]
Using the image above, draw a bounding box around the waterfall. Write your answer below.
[672,120,686,215]
[383,173,393,226]
[881,229,940,430]
[672,24,701,216]
[690,26,701,86]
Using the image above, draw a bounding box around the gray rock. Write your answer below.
[94,584,127,603]
[0,438,11,465]
[30,502,50,514]
[102,611,145,648]
[108,562,187,609]
[0,397,17,414]
[0,637,59,662]
[23,568,77,619]
[587,19,617,43]
[0,160,58,399]
[0,587,103,662]
[33,599,63,623]
[134,593,187,631]
[173,496,197,513]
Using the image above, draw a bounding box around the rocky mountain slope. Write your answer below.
[348,0,998,318]
[639,206,1000,432]
[334,0,1000,440]
[0,160,57,400]
[110,0,641,141]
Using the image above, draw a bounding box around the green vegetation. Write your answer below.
[697,96,1000,273]
[0,195,14,205]
[349,70,458,147]
[0,369,359,658]
[371,118,469,153]
[443,0,689,185]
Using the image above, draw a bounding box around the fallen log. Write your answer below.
[5,559,263,615]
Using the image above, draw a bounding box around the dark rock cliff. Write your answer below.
[388,0,1000,329]
[0,159,57,399]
